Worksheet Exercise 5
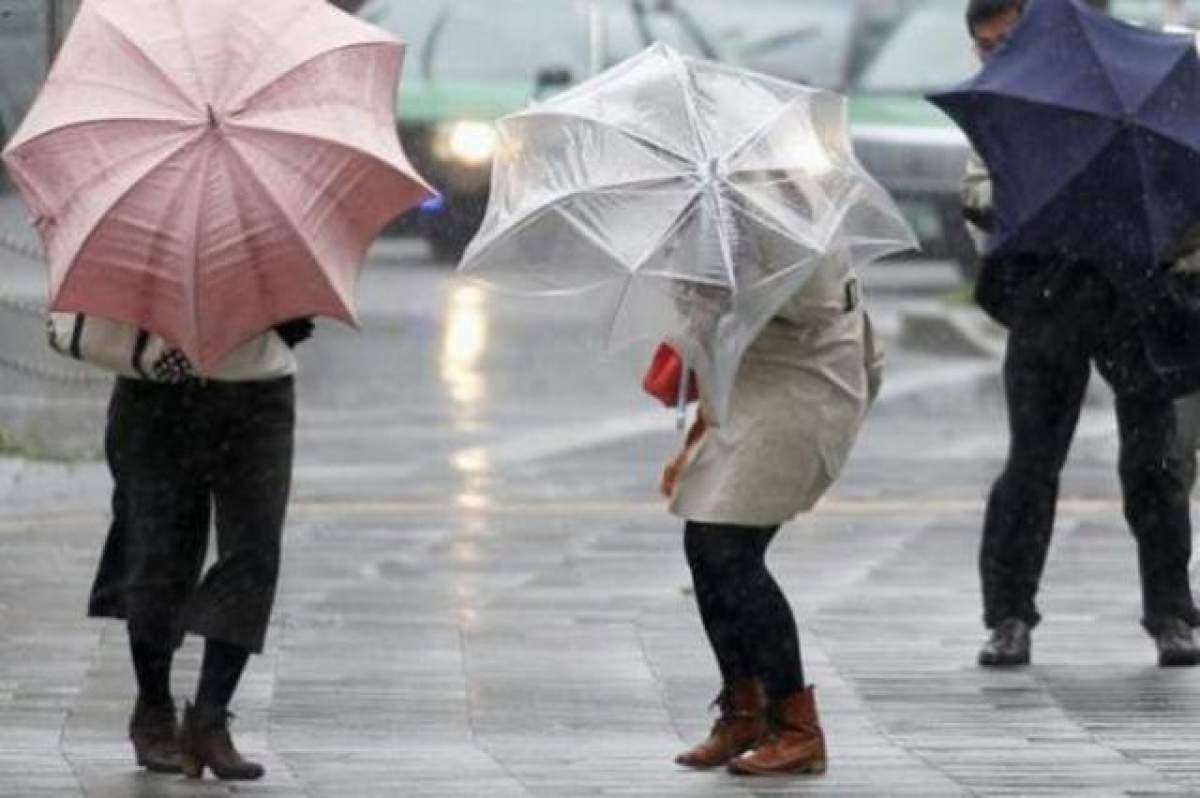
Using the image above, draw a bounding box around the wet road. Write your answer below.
[1,228,1196,796]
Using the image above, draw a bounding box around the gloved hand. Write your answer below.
[274,317,315,348]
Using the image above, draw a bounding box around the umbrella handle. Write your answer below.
[675,351,689,432]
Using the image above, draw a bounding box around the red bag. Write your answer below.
[642,342,699,407]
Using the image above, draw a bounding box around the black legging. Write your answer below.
[684,521,804,701]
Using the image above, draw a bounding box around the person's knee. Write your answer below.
[998,455,1061,494]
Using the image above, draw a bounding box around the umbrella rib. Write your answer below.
[1132,50,1200,148]
[230,41,400,114]
[1074,10,1126,113]
[723,181,836,251]
[464,176,698,267]
[508,110,695,170]
[218,3,328,110]
[49,133,204,296]
[5,123,194,217]
[958,88,1121,125]
[5,117,197,161]
[667,45,711,163]
[222,118,431,195]
[663,50,734,287]
[219,139,354,321]
[216,142,289,327]
[710,190,738,293]
[967,95,1120,235]
[719,96,805,168]
[183,142,216,365]
[993,134,1123,257]
[162,0,210,107]
[628,188,705,276]
[1132,135,1158,261]
[89,8,201,112]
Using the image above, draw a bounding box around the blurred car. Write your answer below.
[849,0,978,276]
[675,0,925,90]
[361,0,976,272]
[366,0,917,260]
[364,0,709,258]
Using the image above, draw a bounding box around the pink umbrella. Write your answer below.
[1,0,433,370]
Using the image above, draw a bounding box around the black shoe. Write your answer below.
[129,697,183,773]
[1156,617,1200,668]
[978,618,1031,668]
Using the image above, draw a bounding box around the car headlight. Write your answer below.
[435,121,499,167]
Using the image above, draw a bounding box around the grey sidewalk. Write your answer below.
[3,210,1200,795]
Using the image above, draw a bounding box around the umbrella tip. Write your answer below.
[206,104,219,129]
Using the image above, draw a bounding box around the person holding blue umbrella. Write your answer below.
[943,0,1200,669]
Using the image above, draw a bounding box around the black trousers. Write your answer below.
[684,522,804,701]
[981,273,1200,635]
[89,376,295,653]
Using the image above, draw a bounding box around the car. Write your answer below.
[367,0,913,260]
[364,0,713,259]
[848,0,978,276]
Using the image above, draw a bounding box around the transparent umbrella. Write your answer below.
[458,42,916,424]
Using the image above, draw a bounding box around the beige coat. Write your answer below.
[668,253,882,526]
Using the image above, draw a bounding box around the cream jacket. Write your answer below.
[668,253,881,526]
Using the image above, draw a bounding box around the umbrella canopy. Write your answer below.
[929,0,1200,300]
[459,42,915,422]
[2,0,433,371]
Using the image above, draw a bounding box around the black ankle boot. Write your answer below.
[978,618,1031,667]
[1156,617,1200,667]
[129,696,182,773]
[179,702,264,781]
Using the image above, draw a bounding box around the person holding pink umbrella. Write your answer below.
[49,313,312,779]
[2,0,432,781]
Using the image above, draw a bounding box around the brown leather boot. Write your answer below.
[179,702,264,781]
[129,697,182,773]
[674,681,767,769]
[727,686,826,776]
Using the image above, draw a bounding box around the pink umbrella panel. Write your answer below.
[1,0,433,371]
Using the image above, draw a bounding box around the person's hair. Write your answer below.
[966,0,1028,36]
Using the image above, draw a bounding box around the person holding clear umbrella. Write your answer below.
[659,251,882,776]
[457,41,913,778]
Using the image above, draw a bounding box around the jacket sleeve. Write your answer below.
[961,148,995,248]
[1172,224,1200,274]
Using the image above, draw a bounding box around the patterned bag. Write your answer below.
[47,313,196,382]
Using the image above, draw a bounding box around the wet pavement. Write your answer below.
[1,202,1198,796]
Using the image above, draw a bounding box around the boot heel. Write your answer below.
[181,754,204,779]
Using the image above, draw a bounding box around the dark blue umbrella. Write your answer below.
[929,0,1200,304]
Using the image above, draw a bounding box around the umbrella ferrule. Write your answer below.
[205,104,220,130]
[700,157,723,186]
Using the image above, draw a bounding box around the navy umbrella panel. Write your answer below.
[930,0,1200,296]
